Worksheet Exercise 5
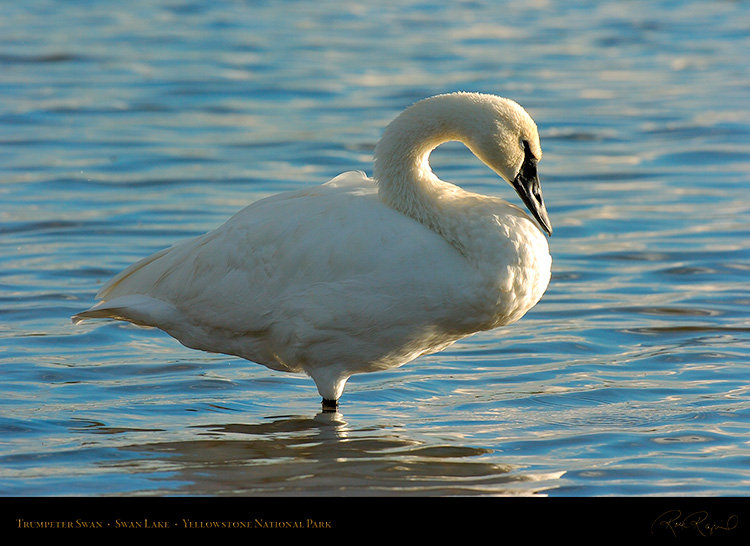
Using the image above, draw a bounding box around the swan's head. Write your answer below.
[459,93,552,236]
[374,92,552,236]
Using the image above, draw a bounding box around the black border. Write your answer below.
[4,496,749,540]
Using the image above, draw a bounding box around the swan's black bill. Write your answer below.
[512,142,552,236]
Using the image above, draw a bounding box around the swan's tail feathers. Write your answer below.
[72,294,179,329]
[94,246,172,301]
[73,245,181,326]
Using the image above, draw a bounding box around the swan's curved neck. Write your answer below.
[373,95,473,224]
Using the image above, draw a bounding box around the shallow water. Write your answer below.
[1,0,749,499]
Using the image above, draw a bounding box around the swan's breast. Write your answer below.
[439,194,552,329]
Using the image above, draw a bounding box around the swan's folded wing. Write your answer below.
[72,171,464,336]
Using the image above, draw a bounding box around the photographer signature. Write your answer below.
[651,510,738,538]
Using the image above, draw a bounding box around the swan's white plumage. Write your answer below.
[74,92,552,405]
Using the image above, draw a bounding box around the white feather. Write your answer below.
[74,92,552,405]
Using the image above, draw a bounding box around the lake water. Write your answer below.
[1,0,749,509]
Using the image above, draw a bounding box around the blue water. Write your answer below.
[1,0,749,498]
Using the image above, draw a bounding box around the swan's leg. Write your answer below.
[321,398,339,412]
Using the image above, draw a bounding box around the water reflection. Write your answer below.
[113,413,564,496]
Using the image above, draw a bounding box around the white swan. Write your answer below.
[74,92,552,411]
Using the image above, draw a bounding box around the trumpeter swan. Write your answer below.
[74,92,552,411]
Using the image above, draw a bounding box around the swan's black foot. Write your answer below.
[321,398,339,412]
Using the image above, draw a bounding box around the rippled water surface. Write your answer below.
[2,0,749,500]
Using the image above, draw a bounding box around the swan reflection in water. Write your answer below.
[106,412,565,496]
